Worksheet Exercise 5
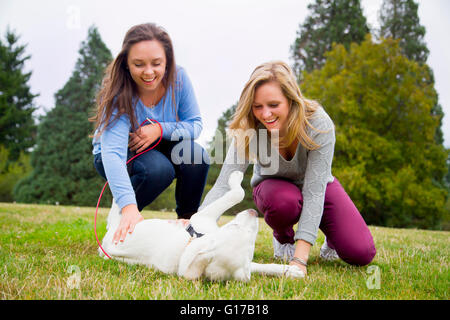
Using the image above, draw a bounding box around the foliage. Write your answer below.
[378,0,428,64]
[290,0,369,78]
[0,145,32,202]
[0,28,37,162]
[13,26,113,207]
[300,35,448,229]
[378,0,444,145]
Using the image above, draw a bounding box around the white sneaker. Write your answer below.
[320,238,340,261]
[273,236,295,262]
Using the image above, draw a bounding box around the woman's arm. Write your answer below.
[101,113,144,243]
[293,110,336,266]
[290,240,311,275]
[128,122,161,153]
[160,67,203,141]
[112,204,143,244]
[101,113,137,210]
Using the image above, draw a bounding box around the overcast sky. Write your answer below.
[1,0,449,148]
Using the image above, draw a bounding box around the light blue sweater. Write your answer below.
[92,66,202,210]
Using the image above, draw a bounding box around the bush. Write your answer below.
[0,146,32,202]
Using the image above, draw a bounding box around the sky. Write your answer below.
[1,0,449,148]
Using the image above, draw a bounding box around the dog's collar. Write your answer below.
[185,224,204,238]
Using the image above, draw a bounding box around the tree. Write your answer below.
[378,0,444,145]
[379,0,428,63]
[301,35,448,229]
[290,0,369,78]
[0,145,31,202]
[14,26,113,207]
[0,28,37,162]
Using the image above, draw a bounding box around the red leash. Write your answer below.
[94,118,163,259]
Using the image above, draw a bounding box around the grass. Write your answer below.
[0,202,448,300]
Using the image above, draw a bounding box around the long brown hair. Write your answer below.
[90,23,177,136]
[229,61,321,158]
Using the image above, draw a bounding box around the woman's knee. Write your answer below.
[172,142,210,187]
[322,178,376,266]
[132,151,175,182]
[339,241,376,266]
[253,180,302,224]
[264,197,300,218]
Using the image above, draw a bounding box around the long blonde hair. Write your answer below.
[229,61,321,158]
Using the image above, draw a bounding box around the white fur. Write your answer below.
[99,171,305,281]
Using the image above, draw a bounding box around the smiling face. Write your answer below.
[252,81,290,137]
[127,40,167,96]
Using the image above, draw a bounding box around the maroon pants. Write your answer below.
[253,178,376,266]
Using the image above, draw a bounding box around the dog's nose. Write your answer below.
[247,209,258,217]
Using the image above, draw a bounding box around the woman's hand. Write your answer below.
[289,259,307,276]
[129,124,161,153]
[289,239,312,276]
[113,204,144,244]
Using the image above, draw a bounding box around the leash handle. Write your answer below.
[94,118,163,259]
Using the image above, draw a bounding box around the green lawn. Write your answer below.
[0,202,448,300]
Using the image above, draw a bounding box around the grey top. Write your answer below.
[199,106,335,245]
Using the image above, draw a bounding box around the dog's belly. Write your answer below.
[102,219,191,274]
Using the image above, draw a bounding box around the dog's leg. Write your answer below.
[106,198,121,231]
[250,262,305,278]
[191,171,245,225]
[101,199,121,252]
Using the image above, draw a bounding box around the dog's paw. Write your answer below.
[228,171,244,188]
[98,246,108,259]
[284,265,305,278]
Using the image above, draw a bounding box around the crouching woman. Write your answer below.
[200,61,376,276]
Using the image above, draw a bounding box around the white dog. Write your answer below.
[99,171,304,281]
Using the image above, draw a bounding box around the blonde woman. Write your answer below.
[200,61,376,275]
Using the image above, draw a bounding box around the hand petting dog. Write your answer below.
[112,204,144,244]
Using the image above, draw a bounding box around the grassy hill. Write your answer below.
[0,202,448,300]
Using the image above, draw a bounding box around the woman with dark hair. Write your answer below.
[91,23,209,245]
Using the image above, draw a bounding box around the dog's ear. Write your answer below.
[178,236,214,280]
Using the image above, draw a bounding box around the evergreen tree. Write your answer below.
[0,145,31,202]
[290,0,369,78]
[378,0,444,145]
[379,0,428,63]
[301,35,448,229]
[0,28,37,162]
[14,26,113,206]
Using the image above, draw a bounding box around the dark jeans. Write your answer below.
[94,139,210,219]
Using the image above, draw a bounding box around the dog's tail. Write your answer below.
[106,199,121,231]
